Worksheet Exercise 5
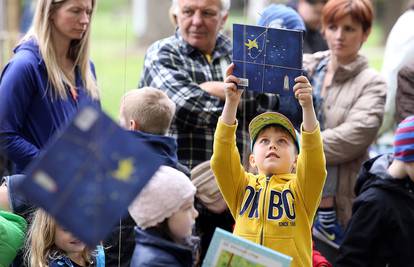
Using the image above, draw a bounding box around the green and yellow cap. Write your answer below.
[249,112,299,151]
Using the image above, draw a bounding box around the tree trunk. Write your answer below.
[0,0,20,67]
[132,0,175,47]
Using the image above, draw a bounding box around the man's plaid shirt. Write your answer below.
[139,31,278,169]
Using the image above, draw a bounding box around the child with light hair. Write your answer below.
[104,87,187,266]
[119,87,186,173]
[119,87,176,135]
[211,64,326,267]
[25,209,104,267]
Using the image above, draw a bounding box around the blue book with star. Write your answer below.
[16,105,165,246]
[232,23,303,95]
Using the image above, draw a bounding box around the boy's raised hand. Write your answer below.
[221,63,244,125]
[293,76,313,109]
[224,63,243,104]
[294,75,317,132]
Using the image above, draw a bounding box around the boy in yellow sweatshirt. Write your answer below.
[211,64,326,267]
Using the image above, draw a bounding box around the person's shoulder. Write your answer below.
[358,63,386,86]
[354,183,397,208]
[303,50,329,73]
[3,40,41,75]
[216,32,232,51]
[143,35,182,64]
[14,38,42,61]
[398,60,414,77]
[133,243,180,266]
[146,35,180,54]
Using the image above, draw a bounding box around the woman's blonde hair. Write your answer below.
[25,209,92,267]
[21,0,99,100]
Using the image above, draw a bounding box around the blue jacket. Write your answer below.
[130,131,190,176]
[49,256,84,267]
[130,227,194,267]
[0,39,100,173]
[48,245,105,267]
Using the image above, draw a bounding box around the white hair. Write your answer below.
[171,0,230,15]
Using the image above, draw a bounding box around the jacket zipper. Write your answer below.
[260,175,271,245]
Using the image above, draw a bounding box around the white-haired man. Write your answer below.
[139,0,279,260]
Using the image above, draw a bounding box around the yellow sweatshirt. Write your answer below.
[211,119,326,267]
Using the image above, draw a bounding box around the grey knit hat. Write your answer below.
[128,166,196,229]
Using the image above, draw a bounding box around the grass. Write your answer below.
[90,1,385,118]
[91,3,142,119]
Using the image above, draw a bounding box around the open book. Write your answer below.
[203,228,292,267]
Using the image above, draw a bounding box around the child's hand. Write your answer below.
[224,63,243,104]
[221,63,243,125]
[293,76,313,109]
[294,76,317,132]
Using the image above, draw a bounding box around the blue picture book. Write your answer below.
[17,105,165,246]
[203,228,292,267]
[232,23,303,95]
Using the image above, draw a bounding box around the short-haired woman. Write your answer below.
[305,0,386,249]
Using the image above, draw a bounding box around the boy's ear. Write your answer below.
[129,120,140,131]
[249,153,256,169]
[291,154,298,173]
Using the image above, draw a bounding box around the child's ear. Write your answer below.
[129,120,140,131]
[249,154,256,169]
[291,154,298,173]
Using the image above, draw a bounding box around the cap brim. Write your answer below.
[249,112,299,150]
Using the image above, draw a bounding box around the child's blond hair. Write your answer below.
[25,209,92,267]
[120,87,176,135]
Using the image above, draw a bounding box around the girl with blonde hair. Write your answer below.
[0,0,100,173]
[26,209,103,266]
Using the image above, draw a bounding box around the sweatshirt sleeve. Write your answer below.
[211,118,249,218]
[295,124,327,218]
[0,57,40,167]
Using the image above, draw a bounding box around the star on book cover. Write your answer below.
[17,105,165,246]
[232,23,303,95]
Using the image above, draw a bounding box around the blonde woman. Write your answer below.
[0,0,100,173]
[26,209,103,266]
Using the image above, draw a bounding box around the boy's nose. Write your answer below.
[269,143,278,150]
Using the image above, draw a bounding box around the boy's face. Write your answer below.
[249,126,297,176]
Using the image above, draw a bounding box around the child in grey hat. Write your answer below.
[128,166,199,267]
